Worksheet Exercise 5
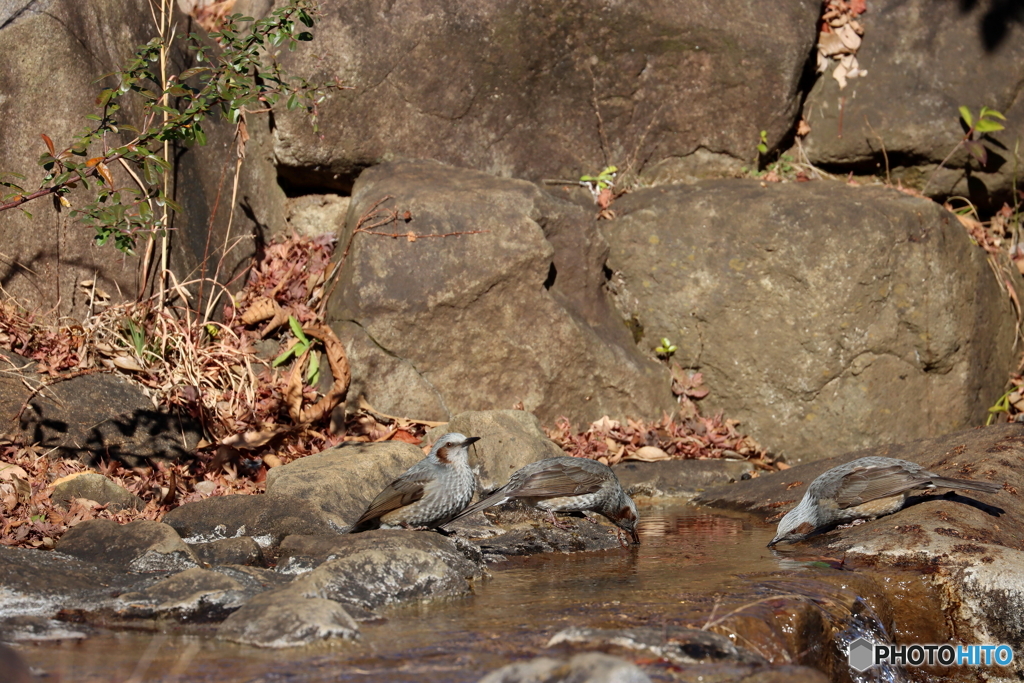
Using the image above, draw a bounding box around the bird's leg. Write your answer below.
[546,510,574,530]
[835,518,868,530]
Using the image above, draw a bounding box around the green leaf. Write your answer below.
[979,106,1006,121]
[974,119,1005,134]
[757,143,768,154]
[958,105,974,129]
[288,316,309,346]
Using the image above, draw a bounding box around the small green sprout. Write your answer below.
[757,130,769,155]
[580,165,618,192]
[655,337,678,358]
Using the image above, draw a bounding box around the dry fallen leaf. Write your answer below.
[624,446,671,462]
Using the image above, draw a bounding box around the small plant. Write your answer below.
[273,315,321,385]
[655,337,677,359]
[756,129,769,157]
[924,105,1006,194]
[580,165,618,194]
[959,106,1006,167]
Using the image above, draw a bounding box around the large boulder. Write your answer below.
[272,0,819,188]
[264,440,426,529]
[603,179,1017,462]
[802,0,1024,208]
[328,161,676,425]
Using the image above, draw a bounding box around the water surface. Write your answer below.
[14,505,794,682]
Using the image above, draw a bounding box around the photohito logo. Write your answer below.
[848,638,1015,672]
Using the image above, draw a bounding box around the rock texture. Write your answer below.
[264,440,426,529]
[478,652,653,683]
[0,355,202,466]
[50,472,143,511]
[56,519,199,573]
[695,423,1024,656]
[329,161,675,425]
[162,492,340,546]
[802,0,1024,209]
[273,0,819,187]
[604,180,1017,462]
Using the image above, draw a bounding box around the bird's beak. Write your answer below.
[767,538,780,548]
[629,528,641,545]
[462,436,481,447]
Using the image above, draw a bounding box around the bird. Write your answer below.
[348,433,480,533]
[443,456,641,545]
[768,456,1002,546]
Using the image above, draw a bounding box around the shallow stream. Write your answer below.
[13,505,875,682]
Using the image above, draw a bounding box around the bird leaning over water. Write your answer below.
[768,456,1002,547]
[348,433,480,533]
[443,456,641,545]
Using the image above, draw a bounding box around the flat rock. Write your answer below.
[604,180,1016,463]
[161,493,340,547]
[547,626,765,667]
[51,472,144,512]
[0,545,149,620]
[281,530,484,611]
[328,161,676,425]
[613,459,755,499]
[454,505,625,560]
[1,367,202,466]
[477,652,652,683]
[55,519,199,573]
[216,586,359,648]
[189,537,266,567]
[427,410,564,492]
[263,440,427,529]
[116,567,251,622]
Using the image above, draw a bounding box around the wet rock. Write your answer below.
[328,161,675,426]
[189,536,266,567]
[263,441,427,529]
[161,493,340,547]
[279,531,484,611]
[460,506,624,560]
[56,519,199,573]
[0,644,31,683]
[478,652,652,683]
[1,369,202,466]
[547,626,765,667]
[116,567,250,621]
[613,460,755,499]
[0,545,149,619]
[696,423,1024,653]
[801,0,1024,209]
[272,0,817,185]
[51,472,144,512]
[216,587,359,648]
[427,410,564,492]
[605,181,1015,463]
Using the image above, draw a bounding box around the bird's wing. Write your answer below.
[511,460,606,498]
[832,464,929,508]
[352,470,430,527]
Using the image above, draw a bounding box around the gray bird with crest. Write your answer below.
[348,433,480,533]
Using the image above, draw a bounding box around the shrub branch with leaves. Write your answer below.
[0,0,337,254]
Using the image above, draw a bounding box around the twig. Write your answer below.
[863,115,890,184]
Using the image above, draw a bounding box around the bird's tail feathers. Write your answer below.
[931,477,1002,494]
[443,490,509,527]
